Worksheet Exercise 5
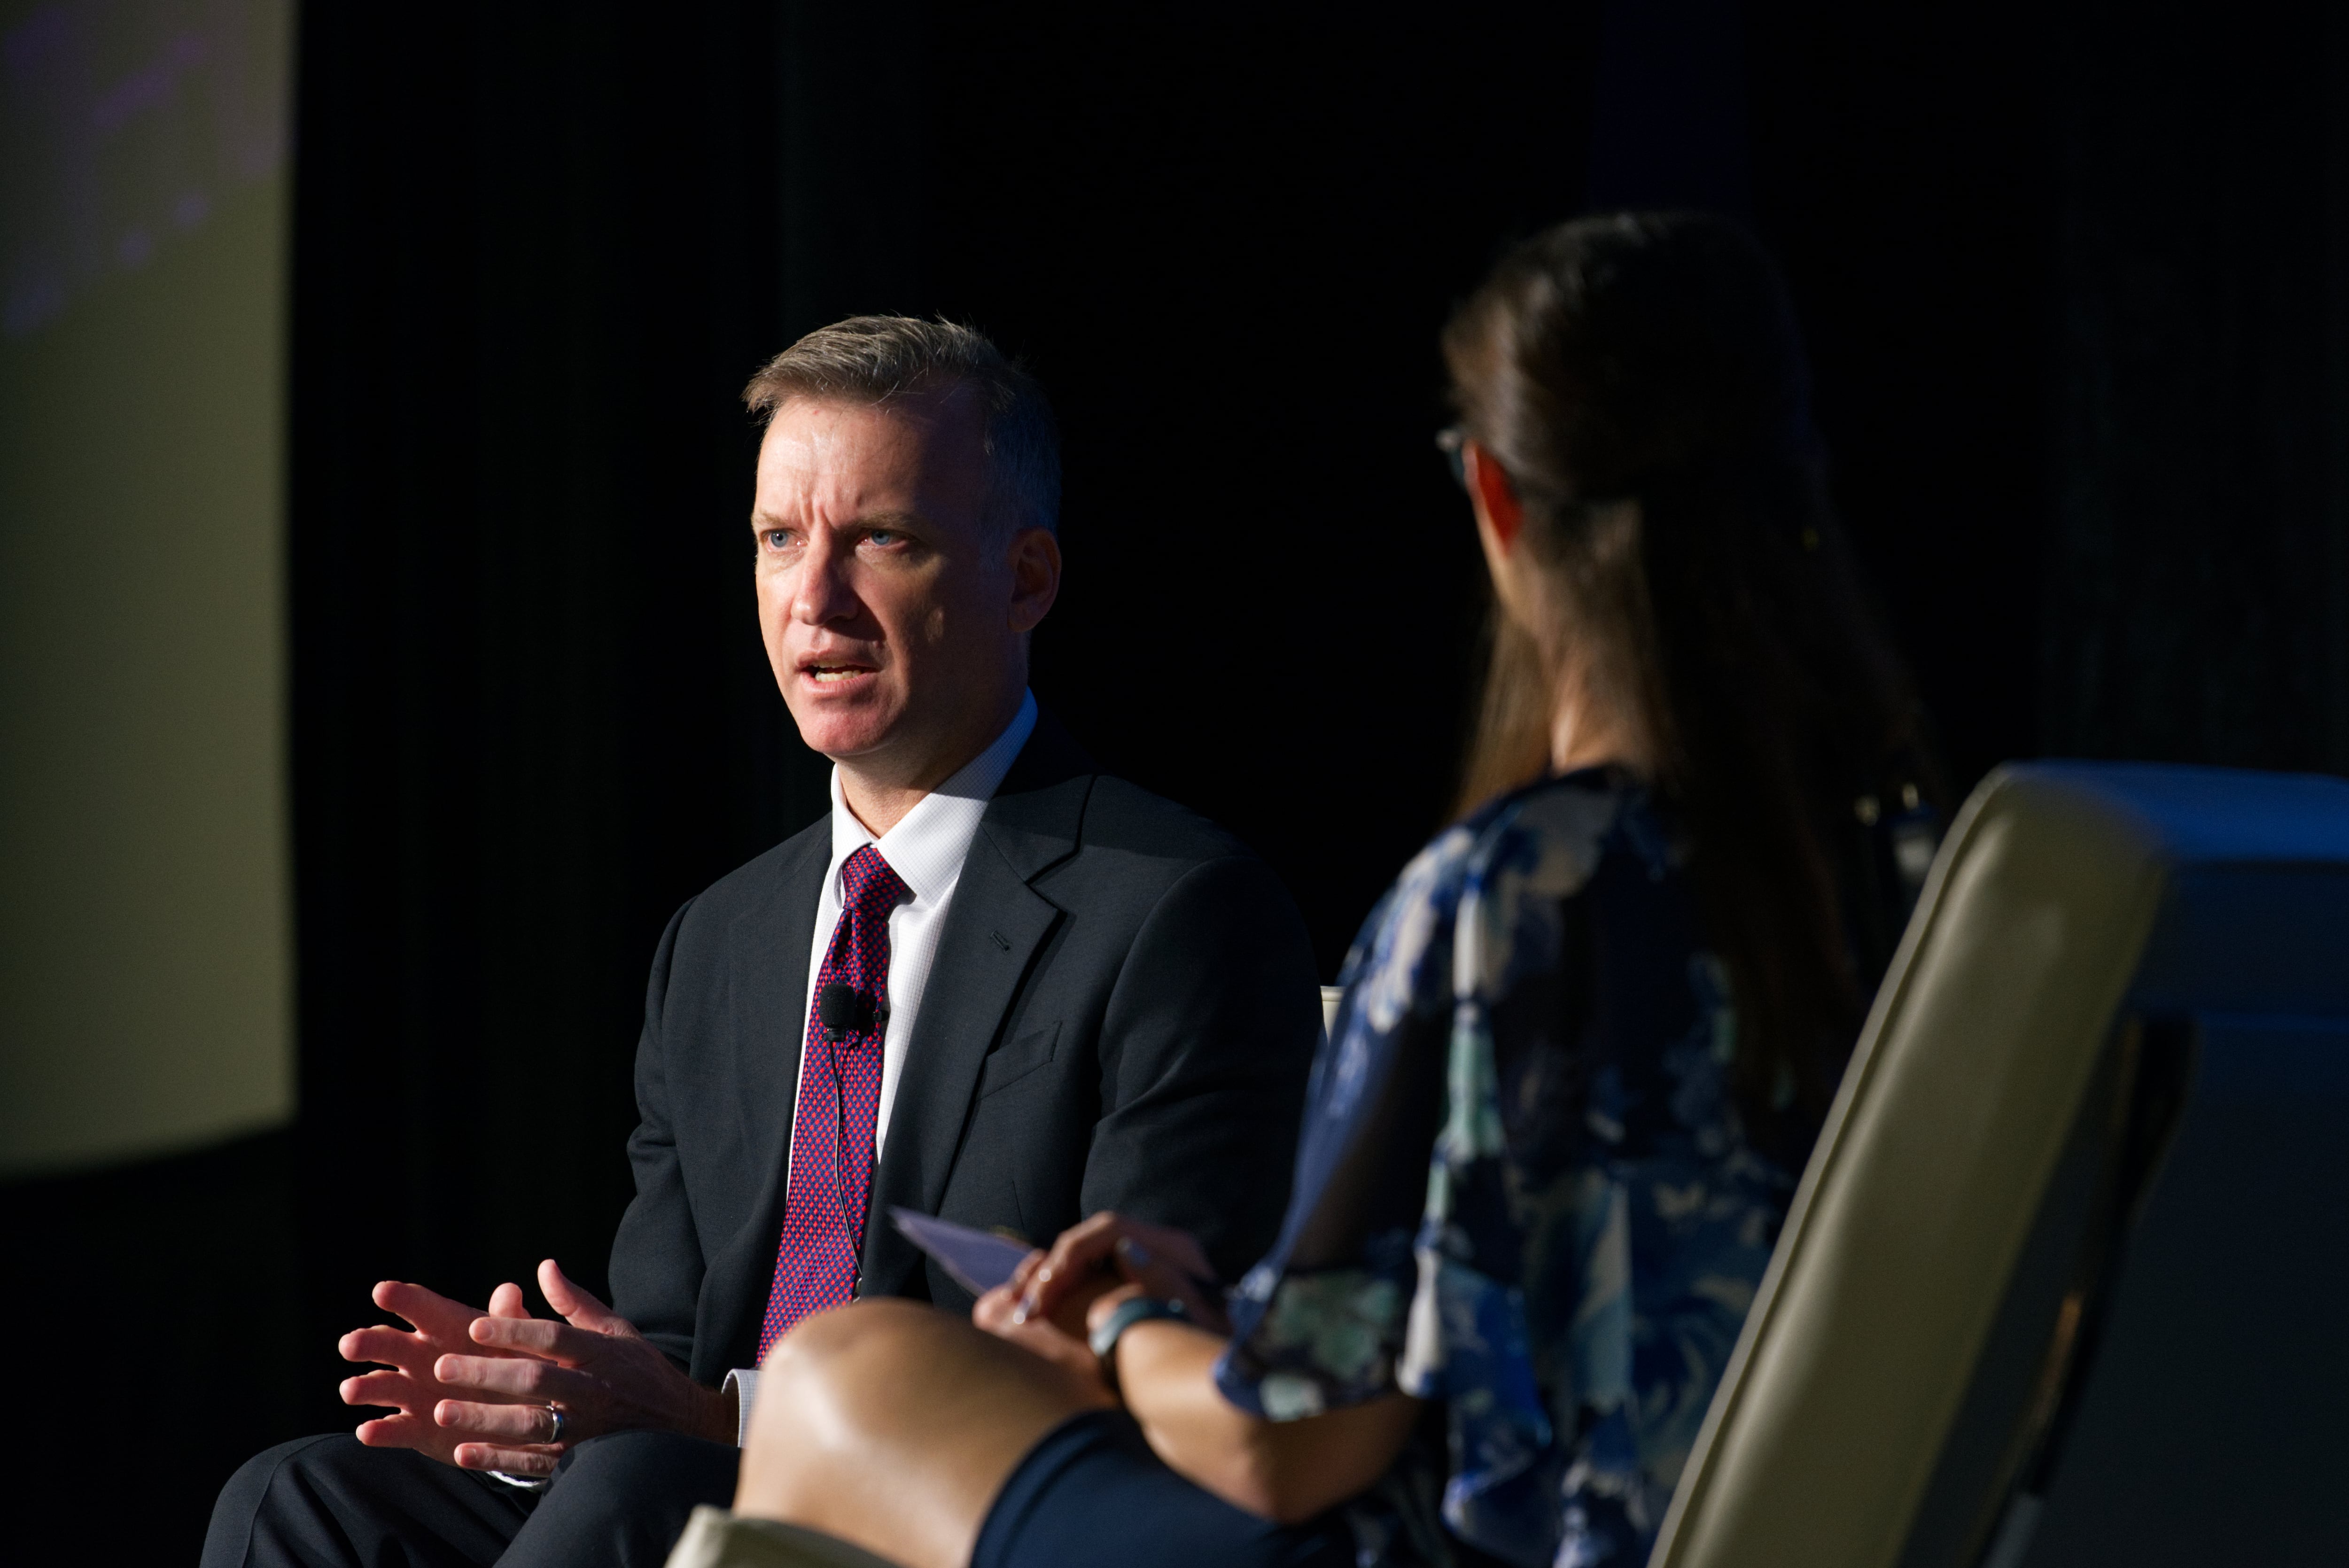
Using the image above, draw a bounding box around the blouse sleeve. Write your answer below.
[1213,823,1473,1419]
[1215,784,1620,1461]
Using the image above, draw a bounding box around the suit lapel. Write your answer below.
[860,716,1095,1296]
[699,824,828,1372]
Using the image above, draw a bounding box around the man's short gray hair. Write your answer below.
[743,316,1062,536]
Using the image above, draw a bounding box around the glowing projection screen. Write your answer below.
[0,0,294,1174]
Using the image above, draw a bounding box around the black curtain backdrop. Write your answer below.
[10,4,2349,1562]
[286,0,797,1418]
[2046,0,2349,771]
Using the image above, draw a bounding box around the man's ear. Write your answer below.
[1464,442,1525,552]
[1007,525,1062,635]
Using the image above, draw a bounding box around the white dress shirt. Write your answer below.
[723,690,1037,1440]
[796,689,1037,1161]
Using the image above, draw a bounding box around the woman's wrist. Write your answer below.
[1088,1290,1189,1394]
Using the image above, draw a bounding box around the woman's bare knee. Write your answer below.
[756,1301,956,1425]
[752,1304,930,1459]
[761,1299,929,1373]
[736,1299,1103,1568]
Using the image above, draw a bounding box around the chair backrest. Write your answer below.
[1651,762,2349,1568]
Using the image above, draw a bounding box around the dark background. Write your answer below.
[9,0,2349,1559]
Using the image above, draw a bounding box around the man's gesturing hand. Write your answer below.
[429,1258,735,1475]
[340,1279,544,1470]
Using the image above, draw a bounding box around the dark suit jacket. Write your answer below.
[607,712,1322,1383]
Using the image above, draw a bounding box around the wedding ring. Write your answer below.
[544,1405,566,1445]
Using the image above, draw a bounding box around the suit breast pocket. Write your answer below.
[977,1021,1061,1100]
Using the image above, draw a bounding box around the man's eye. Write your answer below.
[764,530,793,550]
[866,528,900,547]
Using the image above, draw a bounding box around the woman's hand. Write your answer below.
[978,1214,1419,1526]
[1010,1212,1229,1335]
[970,1211,1224,1393]
[972,1262,1120,1393]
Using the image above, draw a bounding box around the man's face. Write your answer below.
[752,391,1055,790]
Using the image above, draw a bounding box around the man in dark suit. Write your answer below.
[204,318,1321,1568]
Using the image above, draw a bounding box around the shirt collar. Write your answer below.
[824,689,1039,906]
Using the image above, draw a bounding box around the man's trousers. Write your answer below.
[201,1431,740,1568]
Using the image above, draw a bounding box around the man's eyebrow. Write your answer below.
[749,509,925,530]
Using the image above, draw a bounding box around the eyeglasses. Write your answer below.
[1435,426,1469,491]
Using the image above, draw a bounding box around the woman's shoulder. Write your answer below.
[1422,766,1661,908]
[1342,768,1665,1017]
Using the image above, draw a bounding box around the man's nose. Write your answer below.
[790,540,861,625]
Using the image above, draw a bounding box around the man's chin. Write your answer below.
[786,706,906,765]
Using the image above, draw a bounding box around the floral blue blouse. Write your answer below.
[1214,770,1799,1568]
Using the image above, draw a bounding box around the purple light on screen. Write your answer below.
[88,28,205,134]
[2,0,287,339]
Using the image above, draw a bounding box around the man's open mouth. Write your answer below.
[806,664,874,684]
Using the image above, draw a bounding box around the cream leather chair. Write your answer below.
[1653,762,2349,1568]
[665,1506,896,1568]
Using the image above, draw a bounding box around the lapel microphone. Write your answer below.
[819,982,879,1041]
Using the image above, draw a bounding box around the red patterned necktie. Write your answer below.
[758,844,908,1360]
